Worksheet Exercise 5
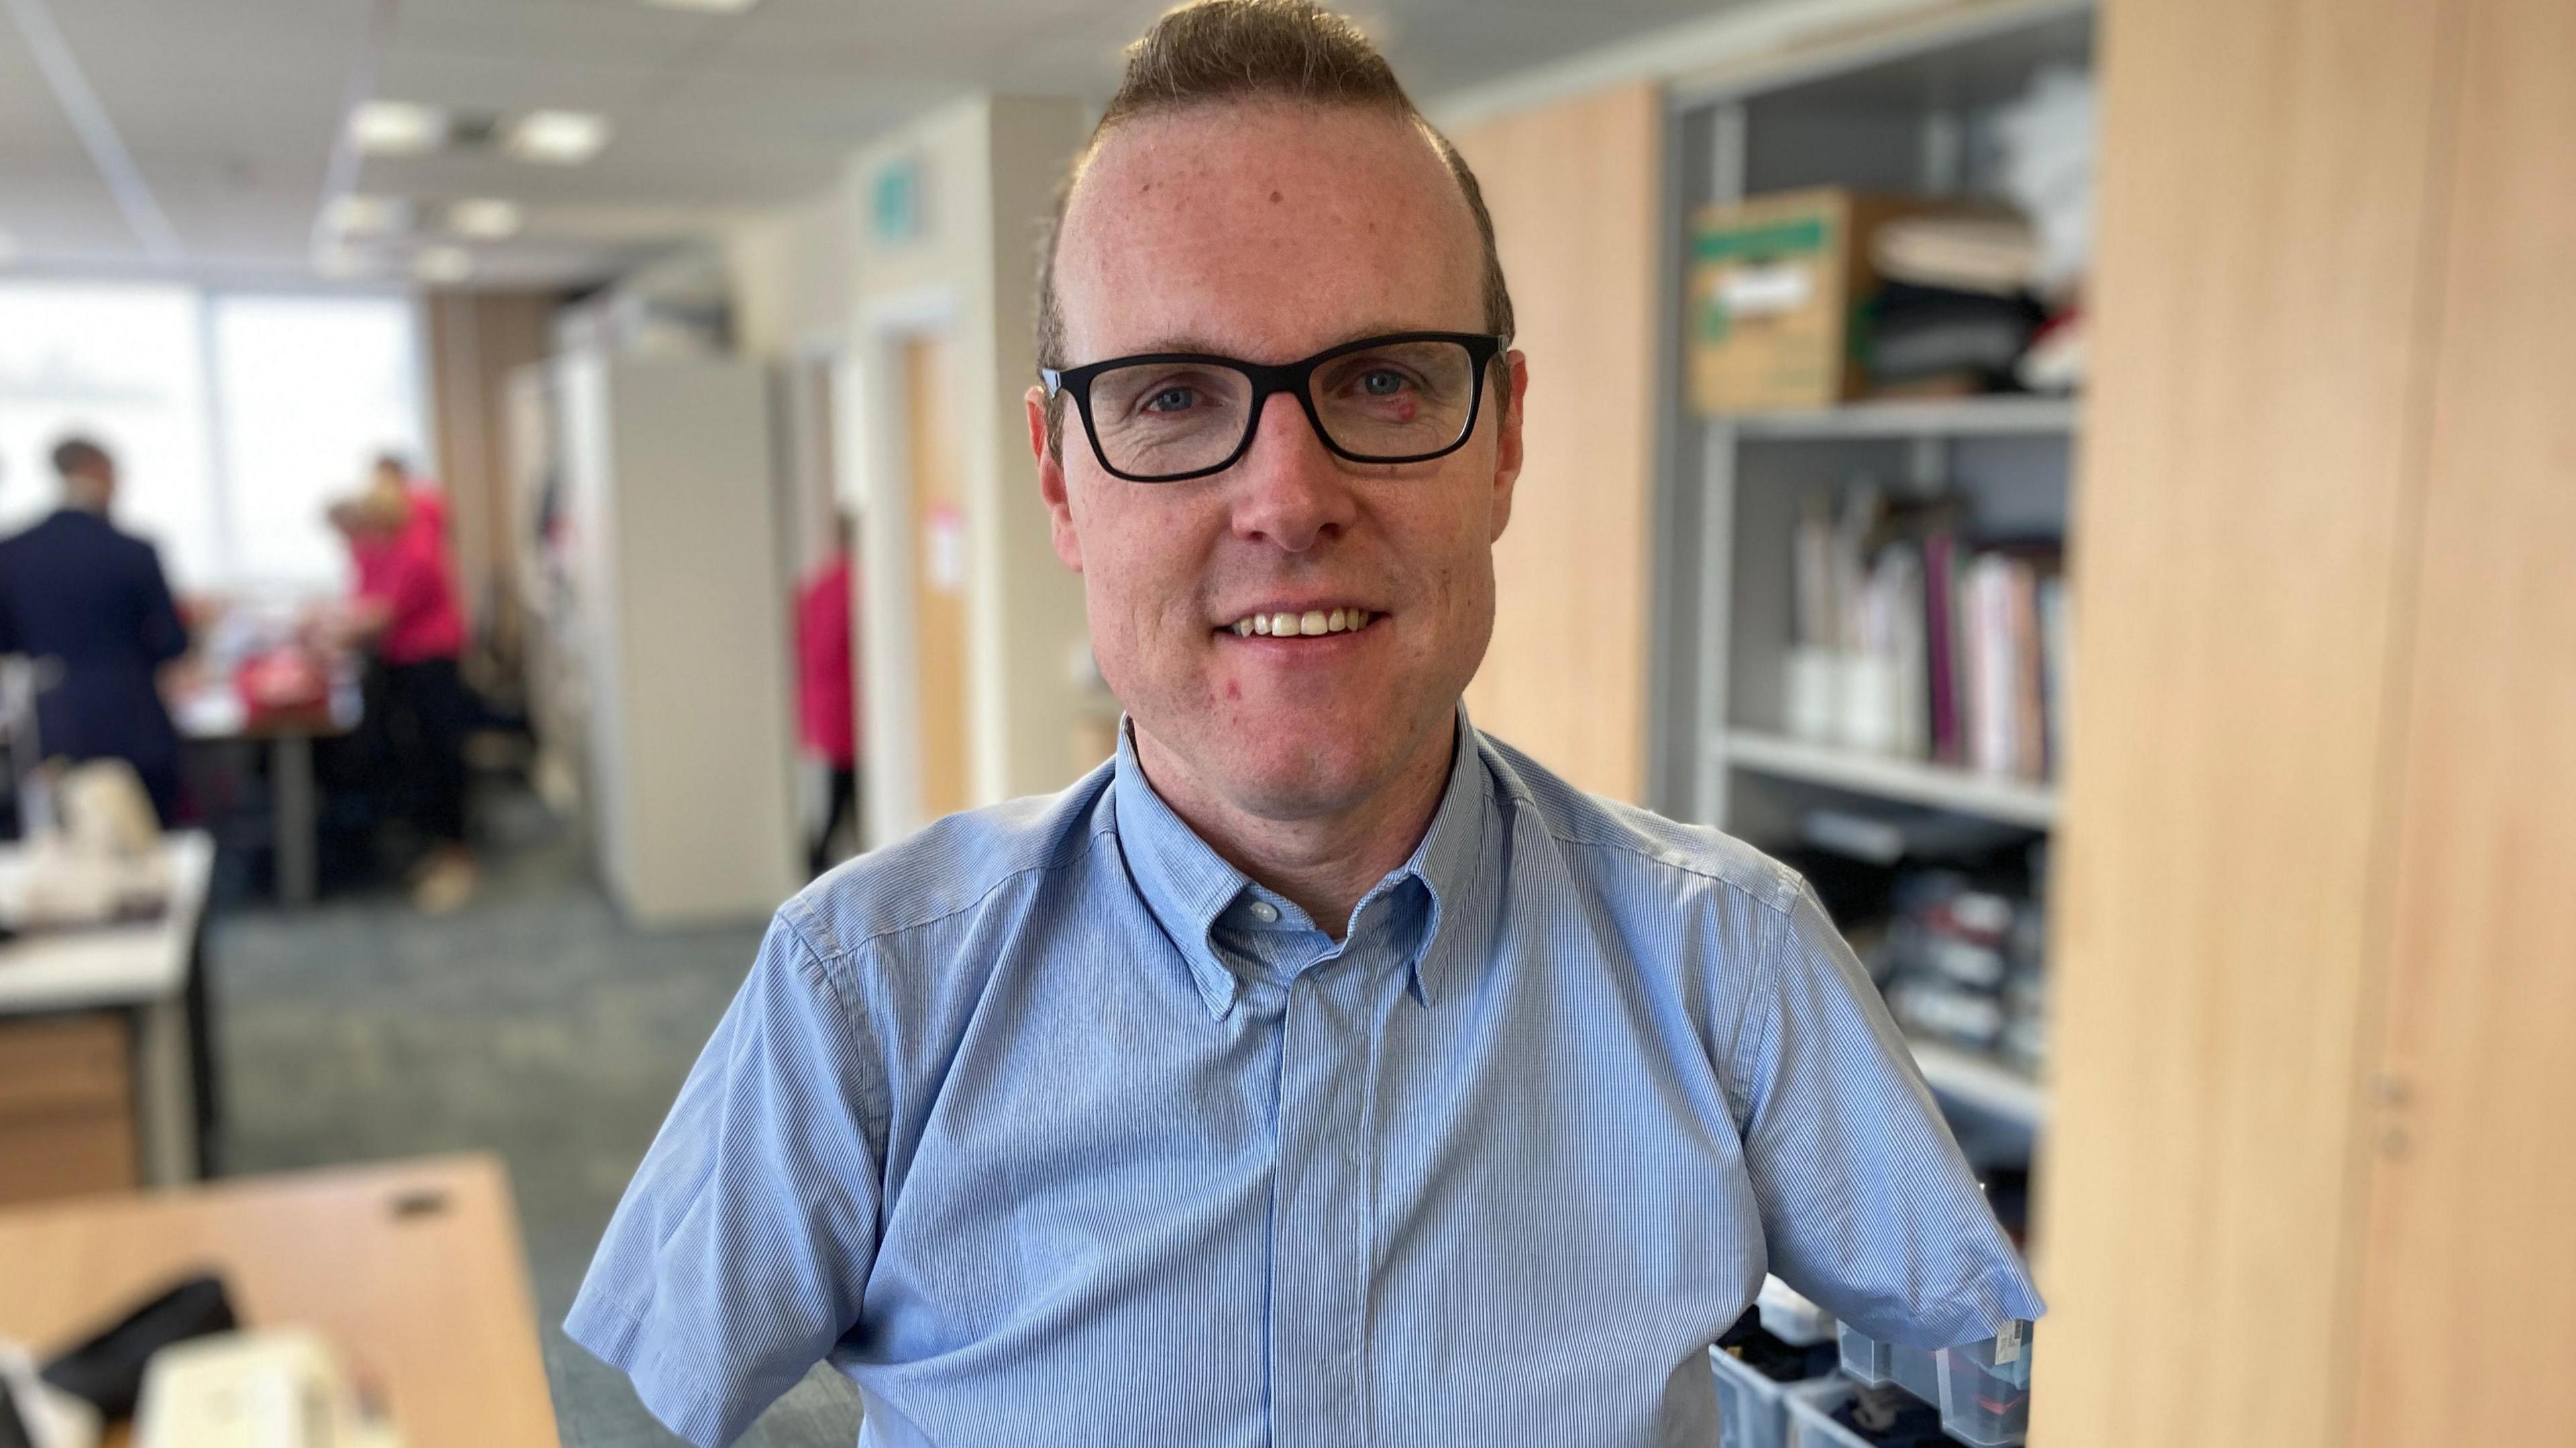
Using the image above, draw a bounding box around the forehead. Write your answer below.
[1054,101,1487,363]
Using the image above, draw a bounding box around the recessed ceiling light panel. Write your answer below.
[327,194,414,236]
[415,245,475,285]
[314,244,369,279]
[350,101,448,156]
[447,198,523,239]
[504,111,611,165]
[641,0,763,10]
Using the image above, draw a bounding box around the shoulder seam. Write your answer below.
[1536,821,1803,917]
[785,828,1094,964]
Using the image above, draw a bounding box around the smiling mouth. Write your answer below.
[1219,608,1378,638]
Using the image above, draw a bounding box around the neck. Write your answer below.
[62,490,107,516]
[1134,712,1456,940]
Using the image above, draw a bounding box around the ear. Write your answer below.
[1028,386,1084,571]
[1487,350,1529,543]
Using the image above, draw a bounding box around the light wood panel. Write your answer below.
[0,1013,136,1205]
[1450,84,1662,803]
[425,292,555,632]
[2349,0,2576,1437]
[906,334,969,820]
[0,1155,556,1448]
[2028,0,2461,1442]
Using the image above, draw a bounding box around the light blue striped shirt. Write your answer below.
[567,712,2041,1447]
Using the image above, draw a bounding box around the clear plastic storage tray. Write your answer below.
[1835,1324,1940,1403]
[1836,1323,1894,1386]
[1710,1344,1834,1448]
[1935,1322,2034,1445]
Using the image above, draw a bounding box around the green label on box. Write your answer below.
[1691,215,1829,262]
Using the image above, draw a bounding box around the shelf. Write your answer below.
[1909,1038,2048,1128]
[1721,730,2059,828]
[1719,395,2080,441]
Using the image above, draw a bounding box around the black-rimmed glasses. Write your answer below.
[1041,331,1509,484]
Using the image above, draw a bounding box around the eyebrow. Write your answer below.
[1106,321,1472,360]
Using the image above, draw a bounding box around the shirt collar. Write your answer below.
[1110,705,1491,1019]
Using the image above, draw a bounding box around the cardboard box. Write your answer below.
[1687,189,1923,414]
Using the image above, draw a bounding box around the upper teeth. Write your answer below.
[1230,608,1373,637]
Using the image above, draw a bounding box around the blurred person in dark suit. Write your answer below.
[0,437,191,824]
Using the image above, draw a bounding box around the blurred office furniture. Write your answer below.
[1450,84,1666,805]
[1655,1,2092,1211]
[2029,0,2576,1441]
[531,353,800,926]
[0,833,215,1192]
[0,1013,135,1208]
[171,667,358,909]
[0,1155,558,1448]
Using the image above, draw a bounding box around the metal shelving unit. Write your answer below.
[1653,2,2095,1141]
[1721,729,2058,829]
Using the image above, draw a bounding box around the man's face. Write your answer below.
[1032,102,1526,825]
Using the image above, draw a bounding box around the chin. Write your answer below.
[1220,732,1390,820]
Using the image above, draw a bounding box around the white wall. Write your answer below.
[727,94,1090,844]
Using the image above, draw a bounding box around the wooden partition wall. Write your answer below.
[2035,0,2575,1441]
[1449,85,1663,804]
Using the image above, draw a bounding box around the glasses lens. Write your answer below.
[1086,362,1255,479]
[1311,339,1478,461]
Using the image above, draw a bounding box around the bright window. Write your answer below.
[0,282,221,586]
[211,294,427,591]
[0,282,426,596]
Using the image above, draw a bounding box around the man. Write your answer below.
[798,512,862,877]
[570,5,2040,1445]
[0,438,190,824]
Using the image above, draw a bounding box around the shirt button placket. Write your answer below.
[1270,958,1370,1447]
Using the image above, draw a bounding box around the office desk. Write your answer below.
[0,1155,560,1448]
[0,833,215,1186]
[175,683,358,907]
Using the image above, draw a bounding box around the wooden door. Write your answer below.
[1449,85,1662,804]
[2349,0,2576,1437]
[2037,0,2576,1440]
[904,334,969,821]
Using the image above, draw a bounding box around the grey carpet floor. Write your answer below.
[208,787,864,1447]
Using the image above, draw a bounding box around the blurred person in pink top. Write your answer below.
[796,512,861,877]
[332,475,476,912]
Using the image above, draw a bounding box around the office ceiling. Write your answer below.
[0,0,1748,290]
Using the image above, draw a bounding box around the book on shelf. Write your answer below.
[1784,493,2068,788]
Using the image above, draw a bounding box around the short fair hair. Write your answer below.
[1034,0,1515,457]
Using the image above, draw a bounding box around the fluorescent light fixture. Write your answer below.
[447,198,523,239]
[313,244,368,279]
[641,0,763,9]
[504,110,610,165]
[326,193,413,236]
[350,100,447,156]
[415,245,475,284]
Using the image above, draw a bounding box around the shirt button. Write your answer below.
[1248,899,1280,924]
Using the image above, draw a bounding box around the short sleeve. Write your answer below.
[565,912,888,1448]
[1731,879,2045,1348]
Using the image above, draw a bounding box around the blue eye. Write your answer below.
[1144,386,1199,412]
[1358,370,1409,396]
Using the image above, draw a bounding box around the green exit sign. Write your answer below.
[871,157,924,244]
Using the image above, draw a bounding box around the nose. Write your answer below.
[1227,391,1356,554]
